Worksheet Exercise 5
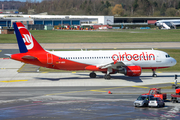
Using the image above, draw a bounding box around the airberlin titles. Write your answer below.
[112,52,155,63]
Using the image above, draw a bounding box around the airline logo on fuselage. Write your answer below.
[112,52,155,62]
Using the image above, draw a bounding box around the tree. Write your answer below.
[136,0,151,16]
[165,8,177,16]
[178,1,180,9]
[111,4,124,16]
[133,0,138,11]
[105,1,111,8]
[160,3,167,16]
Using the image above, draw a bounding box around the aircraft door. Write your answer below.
[47,53,53,64]
[156,53,161,62]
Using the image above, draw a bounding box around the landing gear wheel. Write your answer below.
[152,69,157,77]
[89,72,96,78]
[152,74,157,77]
[104,74,111,80]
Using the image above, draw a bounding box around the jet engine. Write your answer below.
[118,66,142,76]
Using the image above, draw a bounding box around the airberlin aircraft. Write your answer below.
[7,22,177,79]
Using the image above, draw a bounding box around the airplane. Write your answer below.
[6,22,177,79]
[155,19,180,29]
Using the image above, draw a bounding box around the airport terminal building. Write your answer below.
[0,15,114,27]
[0,14,180,28]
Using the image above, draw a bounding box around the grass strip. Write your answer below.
[1,29,180,43]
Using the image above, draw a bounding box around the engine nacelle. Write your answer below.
[118,66,142,76]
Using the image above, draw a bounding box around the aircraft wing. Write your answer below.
[97,61,126,69]
[22,55,37,60]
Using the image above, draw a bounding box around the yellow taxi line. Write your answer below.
[46,86,128,96]
[0,80,28,83]
[171,82,180,85]
[90,90,107,92]
[132,86,149,89]
[41,72,48,73]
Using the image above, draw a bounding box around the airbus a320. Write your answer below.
[7,22,177,79]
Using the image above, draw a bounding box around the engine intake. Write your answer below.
[118,66,141,76]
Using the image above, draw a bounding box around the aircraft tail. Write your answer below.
[13,22,44,53]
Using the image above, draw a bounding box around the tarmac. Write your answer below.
[0,58,180,119]
[1,43,180,119]
[0,59,179,87]
[1,42,180,49]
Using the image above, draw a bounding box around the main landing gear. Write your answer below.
[152,69,157,77]
[104,68,112,80]
[104,74,111,80]
[89,72,96,78]
[89,72,111,80]
[89,68,112,80]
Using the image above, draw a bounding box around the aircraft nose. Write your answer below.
[171,58,177,66]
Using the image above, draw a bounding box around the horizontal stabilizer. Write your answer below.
[22,55,37,60]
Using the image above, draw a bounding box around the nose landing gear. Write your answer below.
[152,69,157,77]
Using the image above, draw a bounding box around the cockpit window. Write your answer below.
[165,54,170,58]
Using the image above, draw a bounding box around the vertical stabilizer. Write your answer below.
[13,22,44,53]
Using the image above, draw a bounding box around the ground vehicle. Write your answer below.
[171,88,180,103]
[134,95,154,107]
[142,88,167,100]
[148,97,165,108]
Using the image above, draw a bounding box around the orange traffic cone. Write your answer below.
[108,91,112,94]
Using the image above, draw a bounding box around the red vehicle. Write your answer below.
[171,88,180,103]
[142,88,167,100]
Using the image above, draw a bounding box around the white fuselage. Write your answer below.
[48,49,176,69]
[155,19,180,26]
